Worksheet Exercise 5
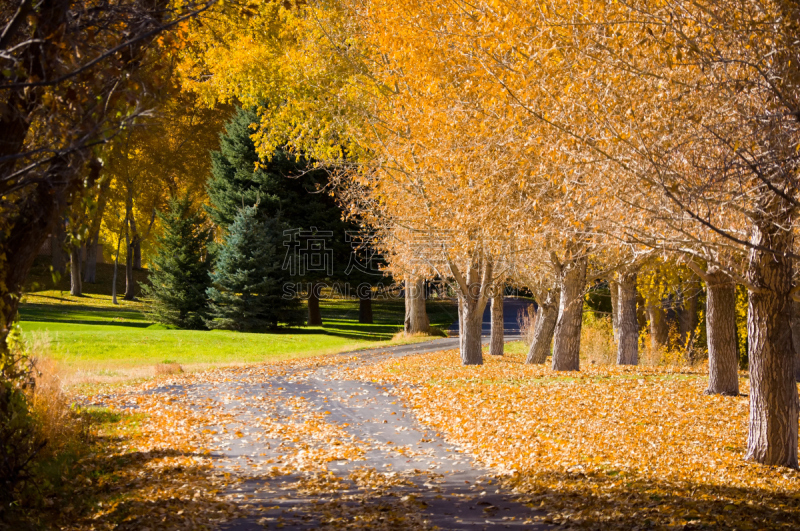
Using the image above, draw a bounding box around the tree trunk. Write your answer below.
[308,282,323,325]
[404,277,429,334]
[647,300,669,355]
[617,271,639,365]
[526,290,559,364]
[460,295,485,365]
[124,238,136,300]
[450,255,492,366]
[458,294,465,353]
[791,300,800,383]
[112,234,122,305]
[69,246,82,296]
[83,233,99,283]
[705,271,739,395]
[51,221,66,275]
[677,283,699,348]
[552,256,587,371]
[83,175,110,284]
[745,218,798,469]
[0,156,81,354]
[133,240,142,270]
[358,292,373,324]
[609,279,620,344]
[489,292,504,356]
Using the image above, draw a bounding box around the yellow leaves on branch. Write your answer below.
[348,349,800,529]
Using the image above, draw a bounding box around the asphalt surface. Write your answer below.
[448,296,534,337]
[148,298,547,530]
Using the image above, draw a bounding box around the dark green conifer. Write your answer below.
[206,205,304,330]
[142,197,212,329]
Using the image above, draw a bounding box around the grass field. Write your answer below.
[20,259,458,385]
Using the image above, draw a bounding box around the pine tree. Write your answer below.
[142,197,213,329]
[206,205,304,331]
[206,107,310,229]
[205,107,376,327]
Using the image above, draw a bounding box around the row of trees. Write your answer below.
[175,0,800,468]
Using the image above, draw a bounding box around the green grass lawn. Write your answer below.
[20,260,458,385]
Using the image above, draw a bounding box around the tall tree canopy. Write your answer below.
[205,107,383,324]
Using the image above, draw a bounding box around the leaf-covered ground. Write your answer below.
[53,346,546,530]
[346,348,800,529]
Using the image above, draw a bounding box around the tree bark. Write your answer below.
[791,300,800,383]
[609,279,620,344]
[745,218,799,469]
[358,291,373,324]
[133,240,142,270]
[705,271,739,396]
[308,282,323,325]
[404,277,429,334]
[460,295,486,365]
[458,294,465,353]
[617,271,639,365]
[124,239,136,300]
[489,292,504,356]
[112,233,123,305]
[526,289,559,364]
[69,246,82,296]
[83,234,99,283]
[552,256,587,371]
[449,254,492,365]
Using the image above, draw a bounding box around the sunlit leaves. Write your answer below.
[349,349,800,528]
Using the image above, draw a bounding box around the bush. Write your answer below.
[1,329,87,522]
[517,304,537,346]
[0,325,46,512]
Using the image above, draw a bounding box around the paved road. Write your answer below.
[448,296,535,337]
[148,298,547,530]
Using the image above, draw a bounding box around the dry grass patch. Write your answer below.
[155,362,183,375]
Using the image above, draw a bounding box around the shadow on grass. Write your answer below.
[20,302,149,323]
[19,295,458,343]
[19,309,152,329]
[502,469,800,528]
[22,428,237,529]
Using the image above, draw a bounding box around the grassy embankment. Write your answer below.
[20,258,457,385]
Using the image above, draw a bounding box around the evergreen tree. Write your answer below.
[206,107,378,326]
[142,197,213,329]
[206,205,304,331]
[206,107,334,229]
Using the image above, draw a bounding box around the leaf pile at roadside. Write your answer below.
[347,349,800,529]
